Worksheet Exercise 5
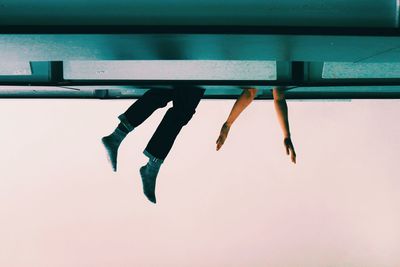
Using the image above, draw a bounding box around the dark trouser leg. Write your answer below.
[144,86,205,160]
[119,89,173,130]
[102,89,172,172]
[140,86,205,203]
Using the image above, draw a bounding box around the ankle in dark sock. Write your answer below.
[101,126,130,172]
[117,122,130,135]
[140,151,163,204]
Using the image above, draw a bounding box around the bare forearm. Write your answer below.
[273,88,297,163]
[225,88,257,127]
[274,99,291,137]
[273,89,291,138]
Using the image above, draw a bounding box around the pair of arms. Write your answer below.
[216,87,296,164]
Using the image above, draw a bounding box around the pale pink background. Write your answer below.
[0,99,399,267]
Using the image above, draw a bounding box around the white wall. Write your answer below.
[0,99,399,267]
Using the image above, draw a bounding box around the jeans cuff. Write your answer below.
[118,114,135,132]
[143,150,164,164]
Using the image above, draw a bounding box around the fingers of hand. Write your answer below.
[290,147,296,164]
[216,136,221,144]
[216,135,225,151]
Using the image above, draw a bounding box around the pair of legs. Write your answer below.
[102,86,205,203]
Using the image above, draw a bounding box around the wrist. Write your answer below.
[224,121,232,128]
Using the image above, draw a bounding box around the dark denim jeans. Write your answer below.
[119,86,205,161]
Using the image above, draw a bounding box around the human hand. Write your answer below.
[284,137,296,164]
[216,123,231,151]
